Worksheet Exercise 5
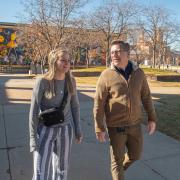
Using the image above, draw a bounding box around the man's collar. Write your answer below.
[110,60,138,71]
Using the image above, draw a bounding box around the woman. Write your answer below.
[29,48,83,180]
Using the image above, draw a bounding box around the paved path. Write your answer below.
[0,74,180,180]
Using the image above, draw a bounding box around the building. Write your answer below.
[172,50,180,65]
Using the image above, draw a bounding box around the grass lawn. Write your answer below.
[72,66,106,72]
[148,80,180,87]
[142,67,180,76]
[155,94,180,140]
[72,65,180,76]
[75,76,99,85]
[143,93,180,141]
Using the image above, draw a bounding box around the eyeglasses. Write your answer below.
[59,59,71,63]
[111,49,126,55]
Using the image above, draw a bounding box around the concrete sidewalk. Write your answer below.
[0,74,180,180]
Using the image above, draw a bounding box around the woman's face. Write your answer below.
[56,53,70,73]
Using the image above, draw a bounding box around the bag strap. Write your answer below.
[58,79,68,110]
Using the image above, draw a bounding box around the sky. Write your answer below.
[0,0,179,50]
[0,0,180,23]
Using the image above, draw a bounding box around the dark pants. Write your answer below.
[108,124,143,180]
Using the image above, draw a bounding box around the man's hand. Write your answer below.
[96,132,106,142]
[75,136,83,144]
[147,121,156,135]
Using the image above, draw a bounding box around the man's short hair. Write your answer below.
[111,40,130,52]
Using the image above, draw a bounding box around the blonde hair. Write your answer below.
[43,48,74,99]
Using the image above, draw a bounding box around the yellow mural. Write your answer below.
[0,28,17,57]
[0,35,4,43]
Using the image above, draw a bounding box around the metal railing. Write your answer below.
[0,66,12,73]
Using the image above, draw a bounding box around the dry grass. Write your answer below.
[75,76,98,85]
[72,66,106,72]
[148,80,180,87]
[142,67,180,75]
[143,94,180,141]
[75,76,180,87]
[72,66,180,75]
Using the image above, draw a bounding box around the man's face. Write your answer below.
[110,44,129,69]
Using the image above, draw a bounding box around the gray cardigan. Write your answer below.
[29,77,82,152]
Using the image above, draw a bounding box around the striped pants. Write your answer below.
[33,123,73,180]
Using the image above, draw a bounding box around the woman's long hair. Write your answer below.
[43,48,74,99]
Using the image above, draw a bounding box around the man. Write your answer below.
[93,40,157,180]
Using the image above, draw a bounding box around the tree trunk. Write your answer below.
[86,47,89,68]
[153,46,156,68]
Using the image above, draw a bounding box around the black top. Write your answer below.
[114,61,132,81]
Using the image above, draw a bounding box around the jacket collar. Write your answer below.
[110,60,139,72]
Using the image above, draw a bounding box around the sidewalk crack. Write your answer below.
[142,160,169,180]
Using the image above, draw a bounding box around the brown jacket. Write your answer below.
[93,62,157,132]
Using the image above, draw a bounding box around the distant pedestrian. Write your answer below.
[29,48,83,180]
[93,40,157,180]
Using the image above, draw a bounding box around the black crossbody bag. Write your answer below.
[38,81,68,127]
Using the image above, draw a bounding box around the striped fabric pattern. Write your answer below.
[33,123,73,180]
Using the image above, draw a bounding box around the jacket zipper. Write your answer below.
[127,70,136,122]
[127,76,131,122]
[113,66,137,123]
[116,72,131,121]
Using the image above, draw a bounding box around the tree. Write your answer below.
[139,5,180,67]
[20,0,88,70]
[67,16,104,68]
[89,0,140,66]
[18,23,49,73]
